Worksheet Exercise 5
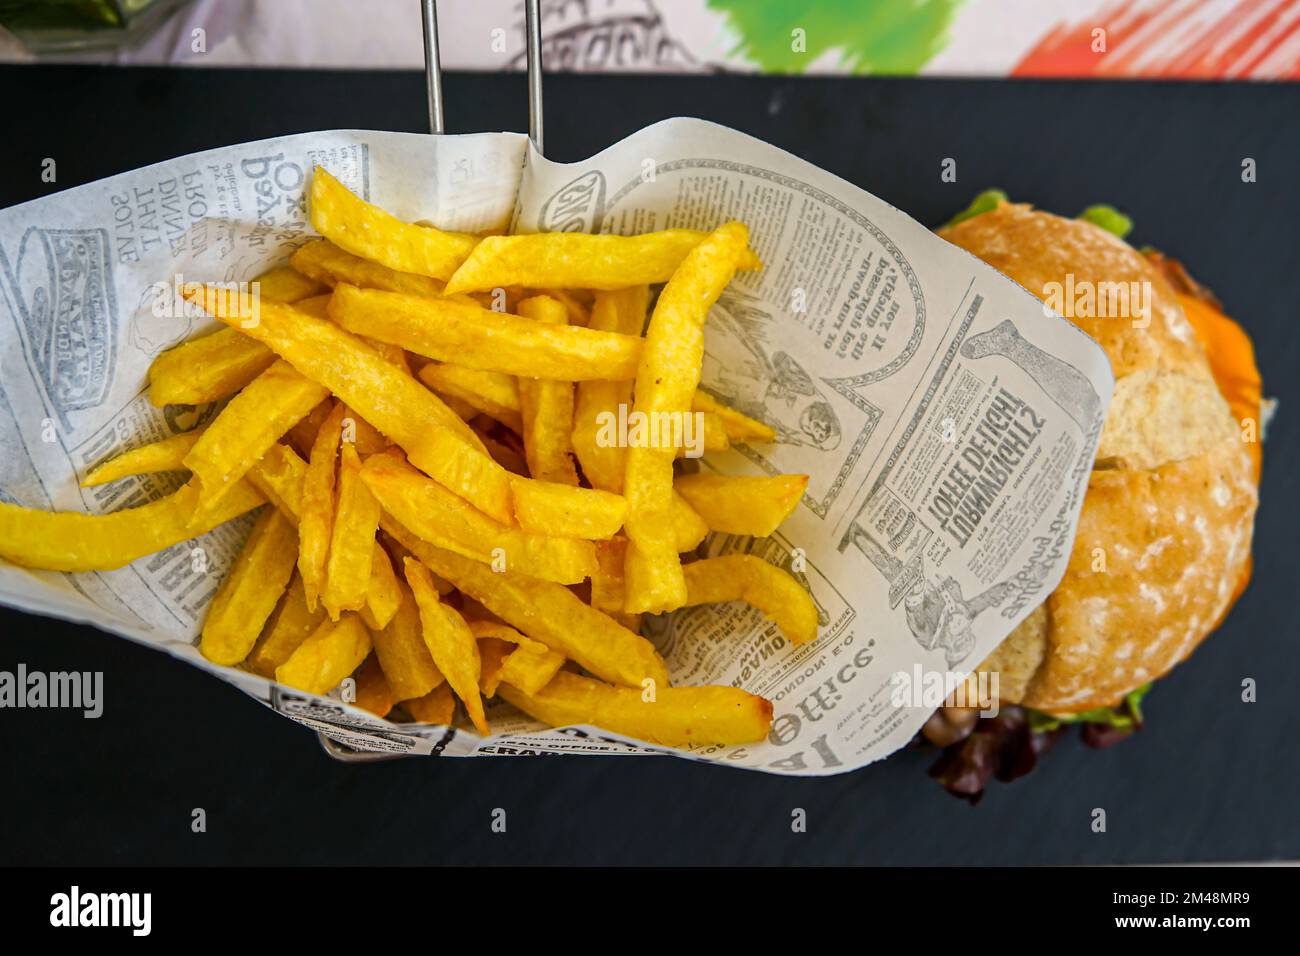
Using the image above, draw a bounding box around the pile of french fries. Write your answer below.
[0,167,819,748]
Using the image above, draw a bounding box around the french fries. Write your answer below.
[623,222,751,613]
[0,166,829,752]
[682,555,818,645]
[299,402,345,610]
[386,519,668,691]
[404,557,489,736]
[183,359,329,512]
[361,450,597,584]
[329,284,642,381]
[321,443,381,618]
[310,167,477,281]
[247,573,325,678]
[515,295,580,484]
[444,229,761,293]
[82,428,205,486]
[184,285,515,525]
[200,506,299,665]
[370,584,444,701]
[674,473,808,538]
[276,613,372,697]
[499,671,773,747]
[0,479,263,573]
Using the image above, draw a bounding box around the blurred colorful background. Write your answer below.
[2,0,1297,79]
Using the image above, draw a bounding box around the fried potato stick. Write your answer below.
[674,473,808,538]
[404,557,490,736]
[572,286,647,492]
[183,359,329,511]
[444,229,761,294]
[0,479,263,572]
[516,295,579,484]
[310,167,478,281]
[361,451,597,584]
[681,555,818,645]
[246,443,400,630]
[418,363,523,434]
[370,583,444,701]
[82,428,206,486]
[247,573,326,678]
[200,506,299,665]
[498,671,773,747]
[623,222,750,613]
[385,519,668,690]
[146,264,324,406]
[321,443,381,619]
[299,402,346,610]
[404,683,455,725]
[276,613,372,696]
[352,654,396,718]
[184,285,514,525]
[329,284,642,381]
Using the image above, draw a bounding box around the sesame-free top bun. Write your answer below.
[939,204,1258,713]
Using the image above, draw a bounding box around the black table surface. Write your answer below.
[0,65,1296,866]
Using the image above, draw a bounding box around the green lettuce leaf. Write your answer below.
[1027,682,1151,732]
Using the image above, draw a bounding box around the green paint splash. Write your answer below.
[708,0,964,75]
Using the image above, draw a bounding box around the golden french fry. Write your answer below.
[82,428,205,486]
[547,289,591,327]
[200,507,299,666]
[571,286,647,491]
[386,520,668,690]
[247,573,325,678]
[357,546,402,630]
[682,555,818,645]
[146,264,324,407]
[498,671,773,747]
[247,443,400,630]
[516,295,579,484]
[475,428,530,476]
[404,682,455,725]
[293,293,333,319]
[591,538,627,613]
[403,557,489,736]
[183,359,329,511]
[691,390,776,444]
[417,363,522,434]
[469,620,566,696]
[361,451,597,584]
[300,402,345,611]
[509,476,627,541]
[253,264,329,303]
[328,284,642,381]
[185,285,515,524]
[0,479,263,573]
[671,491,709,552]
[444,230,761,294]
[285,399,333,458]
[310,167,478,281]
[338,404,390,455]
[370,583,444,700]
[477,636,513,697]
[275,613,372,696]
[353,654,396,717]
[291,238,450,298]
[321,443,381,619]
[674,473,807,538]
[682,413,730,457]
[148,327,275,407]
[623,222,750,613]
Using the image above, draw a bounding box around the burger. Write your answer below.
[919,193,1264,801]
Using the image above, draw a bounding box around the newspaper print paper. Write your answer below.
[0,120,1113,774]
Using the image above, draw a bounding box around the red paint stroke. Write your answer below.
[1012,0,1300,80]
